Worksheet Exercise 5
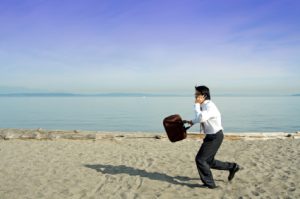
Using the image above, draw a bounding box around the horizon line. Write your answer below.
[0,92,298,97]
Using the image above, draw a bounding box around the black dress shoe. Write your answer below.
[207,185,219,189]
[228,163,240,181]
[201,184,218,189]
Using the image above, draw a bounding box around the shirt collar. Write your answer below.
[202,100,210,105]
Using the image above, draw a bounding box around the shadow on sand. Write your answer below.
[84,164,202,188]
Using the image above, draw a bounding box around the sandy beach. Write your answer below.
[0,129,299,199]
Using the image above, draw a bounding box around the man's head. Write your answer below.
[195,85,211,101]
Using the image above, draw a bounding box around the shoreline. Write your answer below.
[1,128,299,141]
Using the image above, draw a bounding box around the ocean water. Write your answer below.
[0,96,299,133]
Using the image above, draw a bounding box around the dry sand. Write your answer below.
[0,130,299,199]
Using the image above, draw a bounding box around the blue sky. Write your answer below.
[0,0,299,95]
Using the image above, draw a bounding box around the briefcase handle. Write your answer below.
[182,120,192,130]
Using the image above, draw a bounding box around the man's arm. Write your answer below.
[188,103,201,125]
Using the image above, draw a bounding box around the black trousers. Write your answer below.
[195,130,234,186]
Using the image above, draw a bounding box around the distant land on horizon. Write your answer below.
[0,92,186,97]
[0,92,298,97]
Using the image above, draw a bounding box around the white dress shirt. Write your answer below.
[192,100,223,134]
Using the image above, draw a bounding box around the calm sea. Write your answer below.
[0,96,299,133]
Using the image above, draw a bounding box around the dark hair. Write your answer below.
[195,85,211,100]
